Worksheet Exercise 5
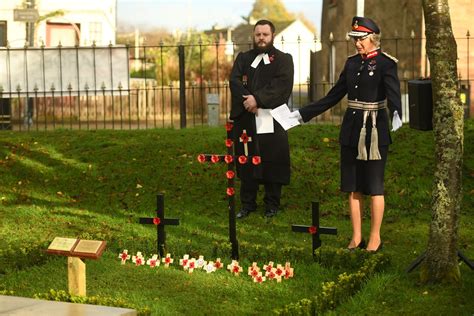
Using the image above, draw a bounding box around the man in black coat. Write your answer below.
[229,19,294,218]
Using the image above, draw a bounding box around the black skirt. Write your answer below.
[340,145,388,195]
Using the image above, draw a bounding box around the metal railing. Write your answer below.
[0,33,471,131]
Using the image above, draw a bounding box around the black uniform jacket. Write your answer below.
[299,49,402,147]
[229,47,294,184]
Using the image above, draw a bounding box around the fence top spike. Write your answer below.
[467,30,470,37]
[16,84,22,92]
[410,30,415,39]
[68,83,73,90]
[84,83,89,90]
[24,41,29,48]
[101,82,107,89]
[58,41,62,48]
[50,83,55,90]
[329,32,334,42]
[92,40,97,47]
[41,40,45,48]
[118,82,123,89]
[6,41,10,49]
[33,84,39,91]
[0,85,3,93]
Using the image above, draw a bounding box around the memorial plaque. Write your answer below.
[46,238,106,259]
[47,237,78,255]
[72,240,106,259]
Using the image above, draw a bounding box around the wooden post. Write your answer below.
[68,257,86,296]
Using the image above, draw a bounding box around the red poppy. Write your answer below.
[214,261,222,269]
[232,265,240,273]
[240,133,249,143]
[265,265,272,272]
[238,155,248,164]
[153,217,161,225]
[165,257,171,263]
[225,122,233,132]
[226,187,235,196]
[189,262,195,269]
[226,170,235,179]
[269,55,275,62]
[211,155,220,163]
[276,268,283,276]
[197,154,206,163]
[256,275,263,282]
[252,156,261,165]
[120,253,128,260]
[308,226,317,234]
[251,269,258,277]
[225,139,233,148]
[224,155,233,164]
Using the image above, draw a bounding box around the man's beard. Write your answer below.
[253,38,274,53]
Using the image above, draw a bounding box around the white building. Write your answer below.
[273,19,321,85]
[0,0,116,48]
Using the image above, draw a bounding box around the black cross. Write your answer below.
[139,194,180,257]
[197,122,262,260]
[292,201,337,258]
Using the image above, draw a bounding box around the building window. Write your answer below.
[0,21,7,47]
[89,22,102,44]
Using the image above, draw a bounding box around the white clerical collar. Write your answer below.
[251,53,271,68]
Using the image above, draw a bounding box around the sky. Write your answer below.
[117,0,323,34]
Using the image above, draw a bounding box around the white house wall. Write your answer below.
[0,0,116,48]
[274,20,321,85]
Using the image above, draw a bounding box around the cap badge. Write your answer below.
[354,20,359,29]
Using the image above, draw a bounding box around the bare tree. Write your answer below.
[421,0,463,283]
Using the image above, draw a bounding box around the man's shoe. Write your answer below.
[264,209,278,218]
[236,209,253,219]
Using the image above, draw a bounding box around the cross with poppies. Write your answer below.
[292,201,337,258]
[139,194,180,257]
[197,122,261,260]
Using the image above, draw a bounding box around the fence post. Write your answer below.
[179,45,186,128]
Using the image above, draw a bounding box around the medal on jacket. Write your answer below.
[368,60,376,76]
[242,75,248,86]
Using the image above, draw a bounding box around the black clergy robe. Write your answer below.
[229,47,294,184]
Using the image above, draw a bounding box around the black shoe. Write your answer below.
[264,209,278,218]
[347,239,366,251]
[367,241,383,253]
[236,209,254,219]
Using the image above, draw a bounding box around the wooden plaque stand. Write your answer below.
[47,237,107,296]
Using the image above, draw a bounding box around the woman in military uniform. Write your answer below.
[290,16,402,252]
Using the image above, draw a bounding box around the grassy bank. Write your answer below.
[0,120,473,315]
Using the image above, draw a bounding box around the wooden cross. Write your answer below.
[197,122,261,260]
[139,194,180,257]
[239,129,252,156]
[292,201,337,258]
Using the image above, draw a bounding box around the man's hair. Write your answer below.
[254,19,275,33]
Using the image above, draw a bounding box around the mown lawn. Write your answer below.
[0,120,473,315]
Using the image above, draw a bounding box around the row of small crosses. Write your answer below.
[119,250,294,283]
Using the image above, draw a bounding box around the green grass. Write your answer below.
[0,120,473,315]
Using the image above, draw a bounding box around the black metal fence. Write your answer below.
[0,34,472,131]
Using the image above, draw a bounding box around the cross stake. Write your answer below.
[139,194,180,257]
[197,122,261,260]
[292,201,337,258]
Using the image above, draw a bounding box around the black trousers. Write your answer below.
[240,178,282,212]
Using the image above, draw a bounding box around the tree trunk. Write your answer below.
[420,0,463,283]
